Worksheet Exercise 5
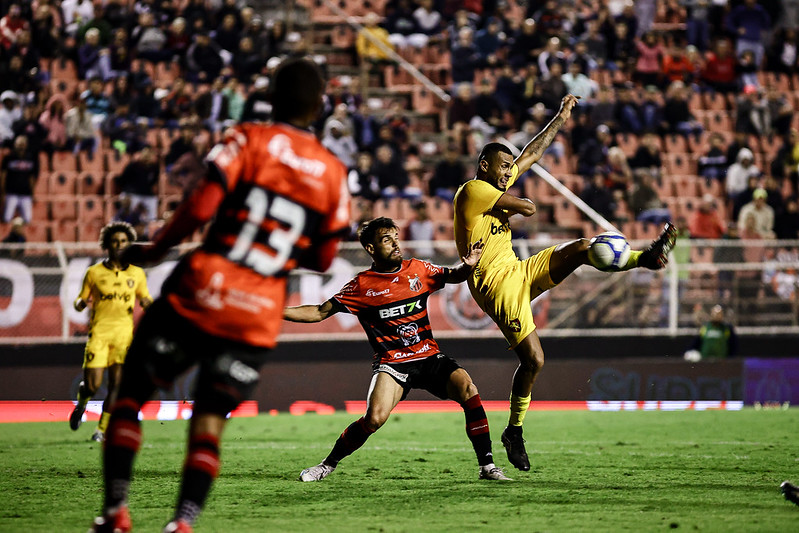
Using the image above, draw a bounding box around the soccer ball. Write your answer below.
[588,232,631,271]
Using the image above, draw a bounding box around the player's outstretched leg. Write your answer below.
[637,222,678,270]
[781,481,799,506]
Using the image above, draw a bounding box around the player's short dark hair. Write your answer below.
[478,142,513,165]
[358,217,398,248]
[270,58,325,122]
[99,221,137,250]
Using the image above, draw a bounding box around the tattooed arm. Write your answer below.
[514,94,580,175]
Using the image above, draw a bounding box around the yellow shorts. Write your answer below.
[83,326,133,369]
[469,246,557,348]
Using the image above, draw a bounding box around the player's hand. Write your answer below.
[557,94,580,122]
[461,239,484,267]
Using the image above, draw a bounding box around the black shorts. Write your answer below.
[372,354,462,401]
[120,298,269,416]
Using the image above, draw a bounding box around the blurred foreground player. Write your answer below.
[284,217,511,481]
[71,221,152,442]
[89,58,350,533]
[453,94,677,471]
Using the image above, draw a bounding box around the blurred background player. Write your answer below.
[70,222,152,442]
[453,94,677,472]
[683,304,738,362]
[284,217,510,481]
[89,58,350,533]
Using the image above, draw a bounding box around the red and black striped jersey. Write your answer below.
[333,259,449,364]
[164,122,350,348]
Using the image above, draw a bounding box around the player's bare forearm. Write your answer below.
[283,299,338,322]
[446,240,483,283]
[515,94,579,174]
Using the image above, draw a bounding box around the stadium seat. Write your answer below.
[33,171,49,196]
[705,111,733,132]
[78,172,105,195]
[78,151,104,173]
[615,133,640,157]
[104,173,118,196]
[48,172,78,195]
[553,199,582,229]
[77,220,105,243]
[51,152,78,172]
[32,200,49,221]
[433,221,454,241]
[663,134,688,154]
[671,175,700,198]
[702,92,728,111]
[51,220,77,242]
[423,196,452,222]
[664,154,696,176]
[78,195,105,223]
[50,195,78,221]
[105,151,130,175]
[25,221,51,242]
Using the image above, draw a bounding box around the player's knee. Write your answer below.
[363,410,389,431]
[463,381,479,401]
[519,352,544,373]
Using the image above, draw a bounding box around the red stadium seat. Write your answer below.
[32,200,49,221]
[25,221,51,242]
[50,195,78,221]
[78,195,105,223]
[77,172,105,195]
[51,220,77,242]
[78,151,104,173]
[105,151,130,175]
[77,220,105,243]
[423,196,452,222]
[51,152,78,172]
[49,171,78,195]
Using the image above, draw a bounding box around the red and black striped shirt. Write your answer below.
[333,259,448,364]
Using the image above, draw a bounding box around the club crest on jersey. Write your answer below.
[127,279,134,288]
[508,319,522,332]
[397,322,420,346]
[408,275,422,292]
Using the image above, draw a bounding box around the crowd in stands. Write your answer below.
[1,0,799,253]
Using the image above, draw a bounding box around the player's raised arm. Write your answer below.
[514,94,579,175]
[494,194,536,217]
[284,298,342,323]
[445,239,484,283]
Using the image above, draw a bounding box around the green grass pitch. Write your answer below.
[1,409,798,532]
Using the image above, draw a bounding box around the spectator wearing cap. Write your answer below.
[0,91,22,146]
[241,76,271,123]
[737,188,775,238]
[725,147,760,200]
[577,123,614,177]
[689,194,726,239]
[65,92,96,155]
[0,135,38,223]
[321,119,358,169]
[727,0,771,68]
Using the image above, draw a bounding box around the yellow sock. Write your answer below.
[508,393,531,427]
[618,250,642,271]
[97,412,111,433]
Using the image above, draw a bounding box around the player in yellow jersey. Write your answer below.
[453,94,677,471]
[70,222,152,442]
